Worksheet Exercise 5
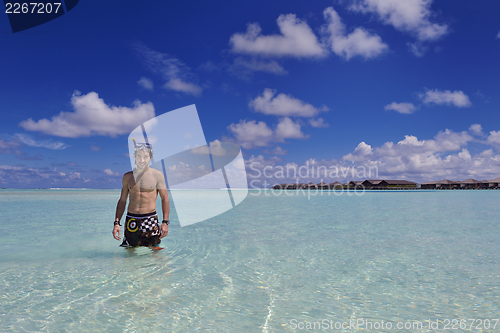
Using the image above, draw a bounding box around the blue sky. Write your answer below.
[1,0,500,188]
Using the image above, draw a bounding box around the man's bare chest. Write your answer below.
[129,174,157,192]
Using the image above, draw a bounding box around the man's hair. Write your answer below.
[132,138,153,158]
[134,149,153,158]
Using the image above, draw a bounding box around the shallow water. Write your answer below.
[0,189,499,332]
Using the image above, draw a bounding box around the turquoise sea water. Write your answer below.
[0,189,499,332]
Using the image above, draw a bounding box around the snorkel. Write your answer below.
[132,138,153,157]
[132,138,153,171]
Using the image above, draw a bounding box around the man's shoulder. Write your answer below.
[148,169,167,189]
[123,171,134,181]
[146,168,165,181]
[149,168,163,176]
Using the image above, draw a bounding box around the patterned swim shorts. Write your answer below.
[120,211,161,248]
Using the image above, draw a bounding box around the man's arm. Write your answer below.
[157,172,170,239]
[113,174,129,240]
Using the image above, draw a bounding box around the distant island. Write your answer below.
[271,177,500,190]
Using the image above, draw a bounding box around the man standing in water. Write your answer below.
[112,139,170,248]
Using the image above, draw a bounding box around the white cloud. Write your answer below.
[0,165,23,171]
[245,155,381,186]
[0,138,46,159]
[231,57,287,76]
[497,31,500,39]
[373,130,473,157]
[263,146,288,155]
[198,61,220,72]
[338,127,500,181]
[0,165,97,188]
[138,77,154,90]
[0,138,22,156]
[309,118,329,128]
[469,124,483,136]
[384,102,417,114]
[19,91,155,138]
[191,140,227,157]
[244,125,500,185]
[420,89,471,107]
[407,42,428,57]
[208,140,228,157]
[227,120,274,149]
[0,139,20,149]
[275,117,306,141]
[323,7,388,60]
[349,0,448,41]
[163,160,216,187]
[104,169,120,176]
[229,14,326,58]
[343,142,374,162]
[226,117,306,149]
[135,44,202,96]
[487,131,500,145]
[164,78,202,96]
[245,154,285,184]
[15,133,68,150]
[249,88,323,117]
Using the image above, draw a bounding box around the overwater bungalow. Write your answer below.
[306,182,317,189]
[385,180,418,188]
[362,179,417,189]
[421,178,497,189]
[317,181,329,189]
[329,181,343,189]
[348,181,364,188]
[362,180,387,188]
[271,177,500,190]
[271,183,307,190]
[271,183,292,190]
[489,177,500,188]
[460,179,482,189]
[420,179,460,189]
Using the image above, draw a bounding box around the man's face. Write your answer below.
[135,150,151,171]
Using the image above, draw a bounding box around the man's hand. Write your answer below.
[113,225,121,240]
[159,223,169,239]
